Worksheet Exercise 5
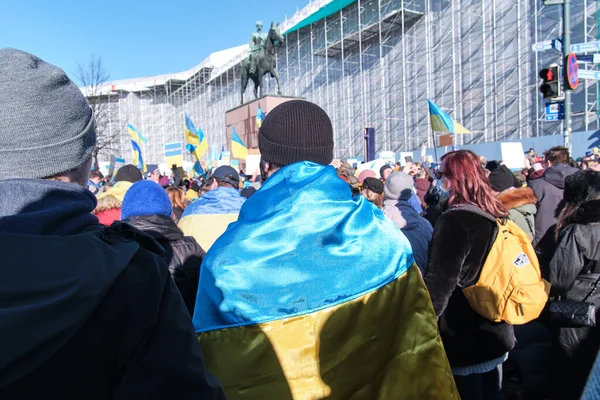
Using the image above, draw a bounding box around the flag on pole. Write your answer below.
[131,140,147,173]
[193,160,204,176]
[427,100,470,134]
[219,144,225,161]
[185,114,208,160]
[256,107,266,129]
[128,124,148,144]
[231,127,248,159]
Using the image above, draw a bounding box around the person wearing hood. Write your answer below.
[178,165,246,251]
[545,170,600,399]
[94,164,143,225]
[122,181,204,317]
[489,165,538,241]
[0,48,224,399]
[193,100,458,399]
[530,146,579,245]
[383,172,433,274]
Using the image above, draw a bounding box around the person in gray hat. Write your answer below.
[0,48,224,399]
[382,172,433,274]
[178,165,246,251]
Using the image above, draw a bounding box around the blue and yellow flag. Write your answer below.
[184,114,208,160]
[130,140,147,173]
[128,124,148,144]
[193,162,458,399]
[256,107,266,129]
[192,160,204,177]
[428,99,470,134]
[231,127,248,160]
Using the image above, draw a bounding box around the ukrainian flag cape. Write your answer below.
[194,162,458,399]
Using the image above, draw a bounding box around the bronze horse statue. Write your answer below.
[241,22,284,104]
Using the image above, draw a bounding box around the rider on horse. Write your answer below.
[248,21,267,75]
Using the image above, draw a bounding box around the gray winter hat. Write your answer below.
[0,48,96,180]
[384,172,415,200]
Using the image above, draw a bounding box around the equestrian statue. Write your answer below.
[241,21,284,104]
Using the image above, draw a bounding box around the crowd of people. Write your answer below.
[3,48,600,399]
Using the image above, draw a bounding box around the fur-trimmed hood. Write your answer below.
[497,187,537,210]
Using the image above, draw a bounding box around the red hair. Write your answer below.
[441,150,508,218]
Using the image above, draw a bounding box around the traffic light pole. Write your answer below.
[563,0,572,154]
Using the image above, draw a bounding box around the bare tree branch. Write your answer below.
[75,55,114,169]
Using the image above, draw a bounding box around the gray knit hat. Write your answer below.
[384,172,415,200]
[0,48,96,180]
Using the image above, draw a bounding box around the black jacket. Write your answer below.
[0,179,224,399]
[547,199,600,399]
[396,199,433,275]
[424,207,515,367]
[125,214,205,317]
[530,165,578,245]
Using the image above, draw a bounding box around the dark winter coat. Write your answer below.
[424,206,516,367]
[530,165,579,245]
[547,199,600,399]
[0,179,224,399]
[497,187,538,241]
[125,214,204,317]
[395,199,433,274]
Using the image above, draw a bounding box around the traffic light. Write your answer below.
[539,65,561,99]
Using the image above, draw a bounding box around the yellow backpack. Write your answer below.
[457,206,551,325]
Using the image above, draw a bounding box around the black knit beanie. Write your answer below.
[114,164,143,183]
[488,166,515,192]
[258,100,334,166]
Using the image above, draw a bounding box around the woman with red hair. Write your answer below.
[424,150,515,399]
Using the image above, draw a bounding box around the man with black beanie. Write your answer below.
[192,100,458,398]
[0,48,224,399]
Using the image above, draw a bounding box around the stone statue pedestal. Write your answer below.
[225,95,303,154]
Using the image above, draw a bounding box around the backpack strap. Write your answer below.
[446,204,497,223]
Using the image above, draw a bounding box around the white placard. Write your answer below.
[246,154,261,175]
[501,142,526,170]
[399,152,414,166]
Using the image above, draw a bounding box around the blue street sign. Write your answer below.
[545,102,564,121]
[570,41,600,54]
[579,69,600,80]
[532,40,553,52]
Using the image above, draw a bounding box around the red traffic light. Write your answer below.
[546,70,553,80]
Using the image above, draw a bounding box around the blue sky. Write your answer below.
[1,0,305,84]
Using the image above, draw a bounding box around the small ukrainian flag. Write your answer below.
[428,99,470,134]
[130,140,147,173]
[128,124,148,144]
[185,114,208,160]
[231,127,248,160]
[256,107,266,129]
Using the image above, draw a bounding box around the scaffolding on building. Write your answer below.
[88,0,598,164]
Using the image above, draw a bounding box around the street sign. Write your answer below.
[566,53,579,90]
[544,0,564,4]
[545,102,564,121]
[579,69,600,80]
[577,54,600,63]
[532,40,553,52]
[570,41,600,54]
